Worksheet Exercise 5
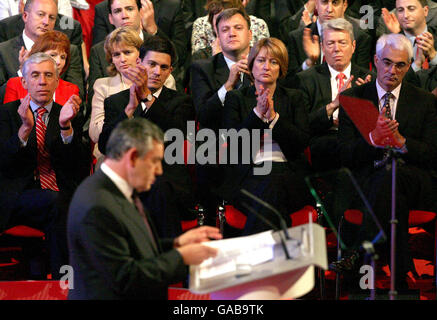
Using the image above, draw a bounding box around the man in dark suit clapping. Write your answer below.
[0,52,90,279]
[98,35,195,238]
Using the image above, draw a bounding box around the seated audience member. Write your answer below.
[88,0,185,104]
[0,0,85,100]
[336,33,437,290]
[286,0,372,79]
[296,18,374,173]
[0,0,73,20]
[220,37,313,236]
[191,0,269,61]
[0,53,90,279]
[68,117,221,300]
[380,0,437,71]
[190,7,253,220]
[89,26,175,166]
[98,35,195,239]
[0,2,83,49]
[90,0,186,86]
[3,30,79,105]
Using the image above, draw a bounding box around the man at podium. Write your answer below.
[337,33,437,291]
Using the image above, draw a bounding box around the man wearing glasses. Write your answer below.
[336,33,437,292]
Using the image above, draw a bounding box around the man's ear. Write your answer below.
[21,76,28,90]
[108,13,114,26]
[22,10,28,24]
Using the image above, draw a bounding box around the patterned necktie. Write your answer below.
[415,37,429,69]
[36,107,59,191]
[382,92,392,120]
[336,72,346,91]
[132,191,158,251]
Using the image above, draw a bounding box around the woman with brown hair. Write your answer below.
[3,30,79,105]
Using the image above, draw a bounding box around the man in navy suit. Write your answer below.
[0,52,90,278]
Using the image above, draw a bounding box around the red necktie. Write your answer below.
[336,72,346,91]
[415,37,429,69]
[36,107,59,191]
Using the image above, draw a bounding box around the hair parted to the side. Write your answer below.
[248,37,288,79]
[375,33,413,62]
[22,52,59,78]
[104,26,143,76]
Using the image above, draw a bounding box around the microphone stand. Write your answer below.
[375,147,402,300]
[240,189,301,260]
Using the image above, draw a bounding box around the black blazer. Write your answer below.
[98,86,195,155]
[0,13,83,47]
[67,169,187,300]
[338,80,437,179]
[190,52,252,132]
[0,36,85,100]
[0,100,91,230]
[286,20,373,78]
[296,62,374,135]
[219,85,310,199]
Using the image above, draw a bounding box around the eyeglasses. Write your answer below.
[379,57,409,71]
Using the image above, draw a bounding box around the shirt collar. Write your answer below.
[404,25,428,45]
[30,99,53,114]
[22,30,34,51]
[376,80,402,104]
[327,63,352,80]
[100,162,134,203]
[223,54,236,69]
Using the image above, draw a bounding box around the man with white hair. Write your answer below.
[336,33,437,291]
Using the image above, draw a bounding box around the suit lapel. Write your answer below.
[98,170,161,255]
[395,83,410,129]
[318,64,333,101]
[215,53,230,88]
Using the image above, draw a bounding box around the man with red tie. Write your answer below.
[0,52,90,279]
[296,18,373,172]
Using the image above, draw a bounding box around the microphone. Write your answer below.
[240,189,290,239]
[240,201,291,260]
[240,189,297,260]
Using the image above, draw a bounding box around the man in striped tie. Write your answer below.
[0,52,91,279]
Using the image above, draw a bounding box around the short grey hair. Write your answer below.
[321,18,355,43]
[375,33,413,62]
[22,52,59,78]
[105,118,164,160]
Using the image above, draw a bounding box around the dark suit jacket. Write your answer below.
[338,80,437,180]
[91,0,187,69]
[219,85,310,199]
[98,86,195,199]
[98,86,194,155]
[190,52,252,132]
[286,20,373,79]
[0,100,91,230]
[0,13,83,47]
[67,169,187,300]
[0,35,85,100]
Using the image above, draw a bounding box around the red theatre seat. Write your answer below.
[224,204,318,230]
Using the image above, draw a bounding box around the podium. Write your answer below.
[189,222,328,300]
